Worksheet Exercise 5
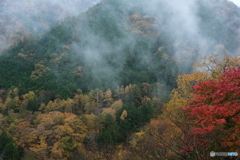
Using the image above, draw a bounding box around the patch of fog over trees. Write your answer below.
[70,0,240,88]
[138,0,240,65]
[0,0,102,52]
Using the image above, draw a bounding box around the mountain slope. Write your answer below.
[0,0,240,159]
[0,0,240,98]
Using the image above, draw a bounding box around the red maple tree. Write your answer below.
[183,67,240,155]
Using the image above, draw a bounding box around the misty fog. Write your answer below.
[0,0,240,95]
[69,0,240,86]
[0,0,102,52]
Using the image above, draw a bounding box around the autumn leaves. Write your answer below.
[166,54,240,158]
[119,54,240,159]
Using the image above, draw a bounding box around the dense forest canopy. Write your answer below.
[0,0,240,159]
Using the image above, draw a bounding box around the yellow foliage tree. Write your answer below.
[120,110,128,120]
[102,108,116,119]
[193,53,240,79]
[13,111,87,160]
[125,116,190,160]
[44,98,75,113]
[166,53,240,111]
[83,113,97,131]
[3,88,20,112]
[21,91,37,110]
[30,61,50,79]
[73,94,84,115]
[103,89,114,107]
[0,98,6,111]
[110,99,123,110]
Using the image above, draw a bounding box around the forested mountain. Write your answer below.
[0,0,101,52]
[0,0,240,159]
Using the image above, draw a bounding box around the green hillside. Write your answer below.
[2,0,239,99]
[0,0,173,98]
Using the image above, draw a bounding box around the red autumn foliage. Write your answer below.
[183,67,240,153]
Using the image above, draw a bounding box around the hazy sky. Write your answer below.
[230,0,240,6]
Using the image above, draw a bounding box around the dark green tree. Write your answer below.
[0,131,12,150]
[3,142,20,160]
[26,96,39,112]
[96,114,116,145]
